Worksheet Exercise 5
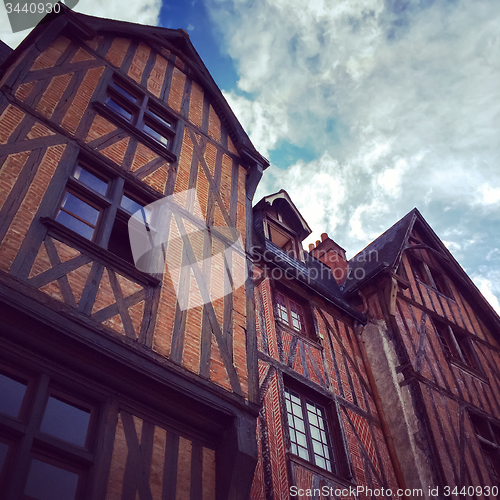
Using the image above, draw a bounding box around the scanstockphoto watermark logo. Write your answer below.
[128,189,247,311]
[3,0,78,33]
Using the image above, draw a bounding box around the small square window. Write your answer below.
[274,288,311,337]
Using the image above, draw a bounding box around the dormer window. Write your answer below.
[266,219,301,258]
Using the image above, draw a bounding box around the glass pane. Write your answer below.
[120,195,151,224]
[24,459,79,500]
[315,456,326,469]
[310,425,320,441]
[298,446,309,460]
[296,431,307,448]
[294,416,305,433]
[0,441,9,473]
[110,82,137,102]
[56,211,95,240]
[292,402,303,418]
[105,95,133,121]
[60,193,99,226]
[146,108,173,129]
[40,396,90,447]
[73,165,108,196]
[143,123,169,146]
[0,372,27,417]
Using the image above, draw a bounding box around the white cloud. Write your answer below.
[206,0,500,307]
[1,0,162,48]
[472,272,500,315]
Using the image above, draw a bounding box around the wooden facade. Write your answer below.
[1,7,500,500]
[0,6,267,500]
[250,192,401,500]
[346,211,500,500]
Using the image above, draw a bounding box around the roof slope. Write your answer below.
[343,209,416,294]
[1,5,268,170]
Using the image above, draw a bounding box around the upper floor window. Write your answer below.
[104,78,175,151]
[55,160,153,266]
[266,218,302,259]
[408,253,452,298]
[284,386,345,475]
[469,413,500,486]
[433,318,479,369]
[275,288,313,338]
[0,366,100,498]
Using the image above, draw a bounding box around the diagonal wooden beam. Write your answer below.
[107,269,139,339]
[91,288,146,323]
[174,213,242,395]
[188,128,233,228]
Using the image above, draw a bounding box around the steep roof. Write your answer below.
[1,5,268,171]
[343,209,416,295]
[343,208,500,333]
[253,190,312,241]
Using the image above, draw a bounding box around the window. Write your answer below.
[469,413,500,486]
[275,289,311,337]
[0,367,99,498]
[55,161,153,265]
[408,254,452,298]
[104,78,175,150]
[433,318,479,369]
[266,219,301,259]
[284,387,338,474]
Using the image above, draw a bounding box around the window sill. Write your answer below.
[40,217,161,288]
[92,103,177,164]
[275,319,322,349]
[288,454,354,486]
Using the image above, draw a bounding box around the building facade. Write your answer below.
[1,7,500,500]
[0,6,267,499]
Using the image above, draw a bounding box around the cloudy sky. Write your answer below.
[1,0,499,312]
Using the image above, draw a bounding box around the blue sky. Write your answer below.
[1,0,499,312]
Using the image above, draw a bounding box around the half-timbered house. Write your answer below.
[250,191,402,499]
[0,5,268,499]
[344,209,500,500]
[1,6,500,500]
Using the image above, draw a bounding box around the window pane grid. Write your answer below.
[285,389,336,473]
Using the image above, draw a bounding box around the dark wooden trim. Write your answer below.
[201,93,210,134]
[106,269,138,339]
[0,134,65,157]
[93,103,176,163]
[78,260,105,315]
[8,114,35,143]
[162,431,180,500]
[120,40,139,73]
[121,411,153,500]
[229,157,238,226]
[159,58,175,104]
[134,156,167,180]
[180,77,192,119]
[86,128,129,150]
[0,147,45,244]
[88,398,119,500]
[188,128,232,228]
[141,50,157,88]
[96,37,113,59]
[174,213,242,396]
[190,442,203,500]
[23,59,104,84]
[40,218,160,287]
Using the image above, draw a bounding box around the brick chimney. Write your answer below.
[308,233,348,285]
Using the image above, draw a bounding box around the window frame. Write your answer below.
[273,285,314,340]
[469,413,500,486]
[54,159,155,267]
[97,75,176,162]
[283,383,348,477]
[432,318,480,371]
[408,253,453,298]
[0,365,102,499]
